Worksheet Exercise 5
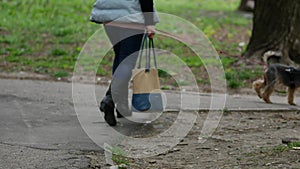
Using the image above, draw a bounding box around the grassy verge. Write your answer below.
[0,0,260,89]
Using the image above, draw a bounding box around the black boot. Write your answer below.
[100,95,116,126]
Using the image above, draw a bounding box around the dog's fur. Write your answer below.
[253,63,300,105]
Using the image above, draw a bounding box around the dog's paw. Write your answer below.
[289,102,296,106]
[263,98,272,104]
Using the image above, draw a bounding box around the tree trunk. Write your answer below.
[244,0,300,65]
[238,0,254,12]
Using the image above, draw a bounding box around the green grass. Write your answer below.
[287,142,300,148]
[225,66,262,88]
[107,146,131,167]
[156,0,240,15]
[0,0,256,89]
[0,0,97,75]
[273,142,300,153]
[246,142,300,159]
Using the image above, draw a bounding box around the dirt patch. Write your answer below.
[87,111,300,168]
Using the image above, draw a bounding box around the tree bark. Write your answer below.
[244,0,300,65]
[238,0,254,12]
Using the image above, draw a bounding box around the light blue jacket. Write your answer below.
[90,0,159,24]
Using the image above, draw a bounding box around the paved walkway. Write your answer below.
[0,79,299,168]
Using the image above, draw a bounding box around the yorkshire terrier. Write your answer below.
[253,60,300,105]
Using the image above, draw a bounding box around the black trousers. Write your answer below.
[104,25,145,109]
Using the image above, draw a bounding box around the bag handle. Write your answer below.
[137,33,148,69]
[149,38,158,68]
[137,33,157,71]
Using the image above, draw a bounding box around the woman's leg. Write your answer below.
[111,30,144,117]
[101,25,144,123]
[99,26,122,126]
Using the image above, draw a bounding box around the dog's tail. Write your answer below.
[263,51,282,66]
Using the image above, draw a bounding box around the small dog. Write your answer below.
[253,64,300,105]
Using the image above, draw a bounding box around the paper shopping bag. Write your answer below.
[132,68,163,112]
[131,35,163,112]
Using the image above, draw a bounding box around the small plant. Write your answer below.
[5,55,20,62]
[277,90,287,94]
[273,142,300,153]
[224,67,263,89]
[161,85,170,90]
[273,145,290,153]
[287,142,300,148]
[228,79,243,89]
[53,70,68,78]
[221,56,237,67]
[52,28,74,37]
[51,48,68,56]
[108,146,131,167]
[96,68,109,76]
[222,108,230,115]
[158,69,170,78]
[112,156,130,167]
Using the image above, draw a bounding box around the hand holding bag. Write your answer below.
[131,35,163,112]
